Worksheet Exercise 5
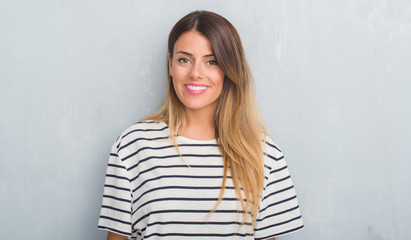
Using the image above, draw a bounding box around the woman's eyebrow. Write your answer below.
[176,51,193,56]
[176,51,214,57]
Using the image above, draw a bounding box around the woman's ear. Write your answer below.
[168,53,173,77]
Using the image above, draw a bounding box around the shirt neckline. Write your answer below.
[156,121,217,144]
[176,135,217,144]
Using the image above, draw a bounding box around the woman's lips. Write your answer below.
[185,84,209,95]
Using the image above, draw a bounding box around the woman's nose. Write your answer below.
[190,61,204,79]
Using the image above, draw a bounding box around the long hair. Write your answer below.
[144,10,266,228]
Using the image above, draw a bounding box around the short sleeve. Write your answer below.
[97,142,133,238]
[254,140,304,239]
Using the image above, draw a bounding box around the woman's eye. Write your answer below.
[178,58,189,63]
[208,60,218,65]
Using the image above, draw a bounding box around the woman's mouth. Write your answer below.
[185,84,209,95]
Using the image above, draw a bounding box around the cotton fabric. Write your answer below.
[98,121,303,239]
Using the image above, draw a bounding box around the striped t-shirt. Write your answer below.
[98,121,303,239]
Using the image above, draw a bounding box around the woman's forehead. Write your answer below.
[173,30,213,55]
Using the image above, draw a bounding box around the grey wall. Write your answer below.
[1,0,410,239]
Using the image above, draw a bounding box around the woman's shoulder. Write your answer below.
[262,134,285,164]
[121,120,168,134]
[113,120,169,149]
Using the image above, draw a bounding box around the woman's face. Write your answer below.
[168,30,225,115]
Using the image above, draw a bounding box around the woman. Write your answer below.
[98,10,303,240]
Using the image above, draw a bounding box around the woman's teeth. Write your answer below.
[185,85,208,90]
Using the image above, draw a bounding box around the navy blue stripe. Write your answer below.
[179,143,219,147]
[144,232,253,239]
[270,165,288,174]
[266,175,291,188]
[133,185,235,204]
[254,224,304,240]
[105,174,129,181]
[99,215,131,225]
[257,205,300,222]
[97,225,131,237]
[266,153,284,161]
[133,209,251,228]
[135,120,158,124]
[263,163,272,170]
[107,163,126,169]
[254,215,302,231]
[109,153,118,157]
[115,121,162,147]
[123,120,165,136]
[139,221,252,233]
[118,136,169,151]
[101,205,131,214]
[123,145,176,160]
[130,164,223,182]
[133,174,230,193]
[259,195,297,213]
[146,220,252,227]
[127,153,221,170]
[122,125,169,139]
[133,197,241,215]
[103,194,131,203]
[263,185,294,201]
[266,141,282,152]
[104,184,130,192]
[122,144,219,161]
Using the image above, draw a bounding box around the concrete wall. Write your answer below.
[1,0,410,239]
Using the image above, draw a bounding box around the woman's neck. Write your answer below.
[179,107,216,140]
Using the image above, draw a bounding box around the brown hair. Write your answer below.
[144,10,266,229]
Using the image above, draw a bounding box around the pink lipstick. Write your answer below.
[184,83,209,95]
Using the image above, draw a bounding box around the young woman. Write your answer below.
[98,11,303,240]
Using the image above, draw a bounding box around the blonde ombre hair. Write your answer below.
[144,10,266,228]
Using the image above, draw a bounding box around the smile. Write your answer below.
[185,84,209,95]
